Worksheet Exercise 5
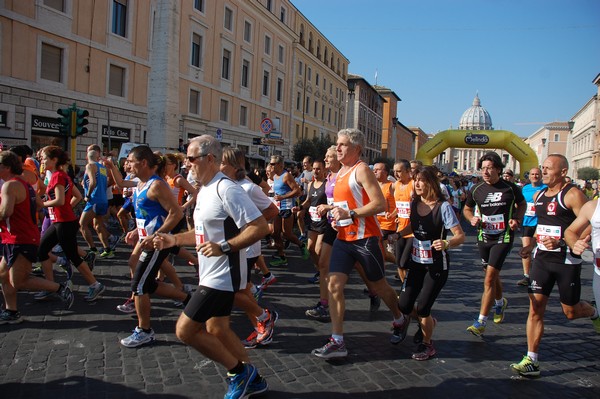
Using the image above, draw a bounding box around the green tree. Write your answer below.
[577,166,599,181]
[292,136,334,162]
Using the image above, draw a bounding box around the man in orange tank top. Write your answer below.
[312,129,410,359]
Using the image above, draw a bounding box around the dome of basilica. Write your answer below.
[459,94,493,130]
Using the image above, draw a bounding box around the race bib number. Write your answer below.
[536,224,561,252]
[309,206,321,222]
[279,197,293,210]
[396,201,410,219]
[333,200,353,227]
[195,223,205,247]
[411,239,433,264]
[136,218,147,239]
[481,214,505,235]
[49,207,56,222]
[525,202,536,217]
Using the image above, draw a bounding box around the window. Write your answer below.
[241,59,250,88]
[315,73,319,86]
[224,7,233,31]
[298,61,303,75]
[278,45,284,63]
[44,0,65,12]
[266,0,273,12]
[307,67,312,81]
[305,96,310,114]
[191,33,202,68]
[280,7,286,23]
[276,78,283,102]
[41,43,62,82]
[296,92,301,110]
[244,21,252,43]
[194,0,204,12]
[109,64,125,97]
[262,70,270,96]
[112,0,127,37]
[264,35,271,56]
[222,49,231,80]
[554,133,559,141]
[321,104,325,120]
[314,101,317,117]
[240,105,248,126]
[189,89,200,114]
[219,99,229,121]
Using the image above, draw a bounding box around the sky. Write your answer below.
[294,0,600,138]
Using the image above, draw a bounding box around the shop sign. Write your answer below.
[102,125,131,140]
[32,115,61,133]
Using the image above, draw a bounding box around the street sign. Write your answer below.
[262,145,270,152]
[252,137,262,145]
[260,118,273,135]
[262,138,284,145]
[216,128,222,141]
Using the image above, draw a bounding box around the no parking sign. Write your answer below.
[260,118,273,135]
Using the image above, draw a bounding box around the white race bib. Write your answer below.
[411,238,433,264]
[309,206,321,222]
[195,223,205,247]
[396,201,410,219]
[482,214,505,235]
[136,218,147,240]
[536,224,561,252]
[525,202,536,217]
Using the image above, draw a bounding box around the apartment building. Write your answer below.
[347,74,384,162]
[0,0,350,165]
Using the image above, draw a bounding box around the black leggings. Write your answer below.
[398,265,449,318]
[38,220,84,268]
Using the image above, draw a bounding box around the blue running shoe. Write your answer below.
[246,374,268,397]
[224,363,257,399]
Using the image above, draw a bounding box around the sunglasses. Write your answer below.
[187,153,209,163]
[269,163,277,166]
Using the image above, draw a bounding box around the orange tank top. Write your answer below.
[333,161,381,241]
[377,181,397,231]
[394,179,414,237]
[166,174,184,205]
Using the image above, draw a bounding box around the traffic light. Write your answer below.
[75,108,89,137]
[56,107,73,136]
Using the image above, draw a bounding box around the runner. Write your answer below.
[0,151,73,324]
[463,151,526,336]
[154,135,270,398]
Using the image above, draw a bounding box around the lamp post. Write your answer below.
[541,137,547,165]
[347,80,356,129]
[391,116,398,162]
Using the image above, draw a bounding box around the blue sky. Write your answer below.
[295,0,600,138]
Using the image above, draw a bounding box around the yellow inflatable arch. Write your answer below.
[415,130,538,174]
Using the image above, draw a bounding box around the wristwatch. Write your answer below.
[558,239,566,248]
[220,241,231,254]
[349,210,357,220]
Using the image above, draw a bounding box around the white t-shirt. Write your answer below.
[239,178,273,258]
[193,172,262,291]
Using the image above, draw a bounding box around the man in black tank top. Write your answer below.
[463,152,526,338]
[510,154,597,377]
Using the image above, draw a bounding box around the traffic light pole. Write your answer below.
[70,107,77,165]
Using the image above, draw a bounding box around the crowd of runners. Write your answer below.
[1,128,599,398]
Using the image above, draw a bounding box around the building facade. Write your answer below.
[0,0,350,166]
[346,74,384,162]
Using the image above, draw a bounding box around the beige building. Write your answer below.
[347,74,384,162]
[0,0,349,166]
[566,73,599,181]
[525,121,570,172]
[374,85,415,162]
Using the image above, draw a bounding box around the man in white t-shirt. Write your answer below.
[154,135,270,399]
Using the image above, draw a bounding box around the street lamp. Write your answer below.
[541,137,547,165]
[391,116,398,161]
[347,80,356,129]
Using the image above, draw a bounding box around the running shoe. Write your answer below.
[301,244,310,260]
[390,316,411,344]
[57,257,73,280]
[84,251,97,271]
[99,250,115,259]
[467,320,486,337]
[256,310,278,345]
[253,287,264,301]
[307,272,320,284]
[305,303,330,319]
[245,374,268,397]
[58,282,75,310]
[0,309,23,325]
[51,244,64,255]
[299,234,308,242]
[117,298,136,313]
[510,355,540,377]
[412,341,436,361]
[242,329,259,349]
[592,317,600,333]
[258,274,277,290]
[312,337,348,359]
[31,263,44,277]
[493,297,508,324]
[34,290,56,301]
[517,276,530,287]
[84,282,105,301]
[224,363,257,399]
[269,257,288,267]
[369,295,381,312]
[120,326,155,348]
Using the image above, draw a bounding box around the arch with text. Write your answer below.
[415,130,538,174]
